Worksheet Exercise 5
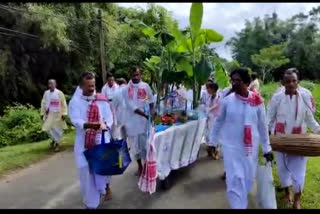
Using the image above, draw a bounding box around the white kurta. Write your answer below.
[200,91,221,145]
[122,81,154,160]
[211,92,271,209]
[112,85,127,127]
[40,89,68,144]
[267,91,320,193]
[101,83,119,101]
[72,86,83,100]
[69,95,113,209]
[122,81,154,136]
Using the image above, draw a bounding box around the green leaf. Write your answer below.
[195,57,213,85]
[129,20,148,29]
[155,31,175,47]
[214,59,230,89]
[189,3,203,39]
[142,27,156,37]
[176,58,193,77]
[149,56,161,64]
[195,29,224,48]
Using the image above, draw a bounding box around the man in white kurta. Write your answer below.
[40,79,68,152]
[101,73,119,106]
[199,80,220,159]
[122,67,154,175]
[267,69,320,209]
[210,68,272,209]
[112,79,128,137]
[69,72,113,209]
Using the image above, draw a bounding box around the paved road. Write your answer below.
[0,145,259,209]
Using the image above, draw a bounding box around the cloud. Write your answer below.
[118,3,320,60]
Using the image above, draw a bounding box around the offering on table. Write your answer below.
[161,113,178,125]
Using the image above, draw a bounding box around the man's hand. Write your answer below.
[264,152,274,162]
[134,109,149,120]
[100,123,107,131]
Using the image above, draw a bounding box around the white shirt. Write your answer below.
[69,95,113,168]
[43,89,61,113]
[101,83,119,101]
[122,81,155,136]
[112,85,127,126]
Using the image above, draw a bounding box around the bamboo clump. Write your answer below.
[270,134,320,157]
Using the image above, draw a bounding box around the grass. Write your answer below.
[259,81,320,209]
[0,131,75,178]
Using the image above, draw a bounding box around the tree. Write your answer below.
[251,43,290,83]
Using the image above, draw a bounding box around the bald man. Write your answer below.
[41,79,68,152]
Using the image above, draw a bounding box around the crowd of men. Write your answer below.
[40,66,320,209]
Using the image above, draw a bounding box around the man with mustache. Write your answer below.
[267,68,320,209]
[210,68,273,209]
[69,72,113,209]
[122,67,155,176]
[41,79,68,152]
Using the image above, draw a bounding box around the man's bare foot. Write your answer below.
[293,193,301,209]
[284,189,293,206]
[54,144,60,152]
[213,151,219,160]
[105,186,112,201]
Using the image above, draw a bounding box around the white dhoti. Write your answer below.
[276,152,307,193]
[223,147,256,209]
[77,166,111,209]
[43,112,67,145]
[127,134,148,160]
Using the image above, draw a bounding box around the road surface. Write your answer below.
[0,145,259,209]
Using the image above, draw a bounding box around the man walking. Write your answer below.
[210,68,273,209]
[41,79,68,152]
[69,72,113,209]
[122,67,155,176]
[267,68,320,209]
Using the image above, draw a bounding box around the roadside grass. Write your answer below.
[0,131,75,177]
[259,82,320,209]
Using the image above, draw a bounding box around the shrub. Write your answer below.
[300,80,315,92]
[0,104,48,147]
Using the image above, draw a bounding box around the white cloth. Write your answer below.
[200,91,221,145]
[69,94,113,209]
[72,86,83,99]
[101,83,119,101]
[77,166,111,209]
[267,90,320,193]
[122,81,154,136]
[48,127,64,144]
[128,134,148,160]
[153,119,206,180]
[211,92,271,209]
[112,85,127,126]
[43,89,60,113]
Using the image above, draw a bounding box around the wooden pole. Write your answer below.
[98,9,107,85]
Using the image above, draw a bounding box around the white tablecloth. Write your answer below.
[154,119,206,180]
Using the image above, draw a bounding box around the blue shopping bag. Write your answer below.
[84,130,131,176]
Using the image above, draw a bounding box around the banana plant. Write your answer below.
[170,3,224,108]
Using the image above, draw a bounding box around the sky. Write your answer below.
[118,3,320,60]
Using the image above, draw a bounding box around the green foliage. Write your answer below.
[300,80,315,92]
[213,58,230,89]
[0,104,48,147]
[228,8,320,81]
[251,43,290,82]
